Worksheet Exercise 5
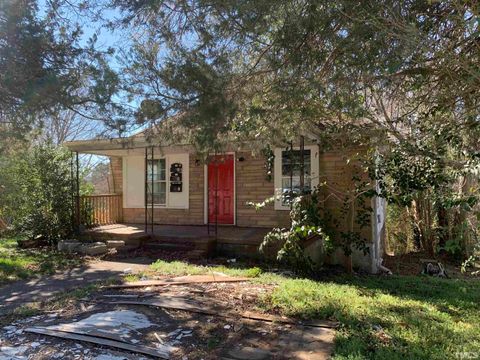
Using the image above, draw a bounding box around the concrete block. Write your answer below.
[79,242,108,256]
[106,240,125,248]
[57,240,81,253]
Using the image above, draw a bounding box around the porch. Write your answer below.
[84,223,272,258]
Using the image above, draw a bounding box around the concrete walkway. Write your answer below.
[0,259,150,314]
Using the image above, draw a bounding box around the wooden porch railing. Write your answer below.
[79,194,123,227]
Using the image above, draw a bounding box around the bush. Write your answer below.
[0,144,74,245]
[260,191,332,276]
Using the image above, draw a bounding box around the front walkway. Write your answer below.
[0,259,150,314]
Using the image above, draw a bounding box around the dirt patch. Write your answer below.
[0,278,334,359]
[383,251,474,278]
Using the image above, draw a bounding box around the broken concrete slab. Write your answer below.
[79,242,108,256]
[47,310,156,340]
[58,240,109,255]
[57,240,81,253]
[106,240,125,249]
[23,309,176,359]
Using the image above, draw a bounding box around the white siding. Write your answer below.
[122,153,190,209]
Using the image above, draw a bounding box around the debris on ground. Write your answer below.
[0,275,336,359]
[106,274,252,289]
[420,259,448,277]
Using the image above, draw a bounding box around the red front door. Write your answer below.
[208,155,234,224]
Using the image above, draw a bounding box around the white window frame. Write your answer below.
[274,145,319,210]
[147,158,167,206]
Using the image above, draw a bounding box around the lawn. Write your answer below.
[0,236,83,285]
[148,259,480,360]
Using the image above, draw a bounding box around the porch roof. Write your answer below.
[63,135,191,156]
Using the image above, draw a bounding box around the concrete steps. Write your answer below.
[143,242,194,251]
[83,225,218,257]
[143,235,216,257]
[82,230,150,247]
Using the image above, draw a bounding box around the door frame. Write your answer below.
[203,152,236,225]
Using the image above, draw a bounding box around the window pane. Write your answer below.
[147,181,166,205]
[281,150,311,176]
[281,176,312,205]
[147,159,166,181]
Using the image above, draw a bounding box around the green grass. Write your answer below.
[0,236,84,285]
[148,259,480,359]
[149,259,263,278]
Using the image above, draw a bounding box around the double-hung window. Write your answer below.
[147,159,166,205]
[274,146,319,210]
[281,149,312,204]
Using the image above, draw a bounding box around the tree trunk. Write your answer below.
[411,199,423,250]
[437,205,448,254]
[344,254,353,273]
[412,193,435,256]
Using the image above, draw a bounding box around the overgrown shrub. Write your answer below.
[260,191,333,276]
[0,144,74,245]
[375,135,480,259]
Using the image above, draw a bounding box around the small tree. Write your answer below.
[0,144,74,245]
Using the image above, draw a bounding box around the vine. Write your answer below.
[261,146,274,182]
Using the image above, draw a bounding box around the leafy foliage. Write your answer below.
[0,236,83,284]
[0,144,74,244]
[111,0,478,151]
[109,0,479,259]
[260,191,332,275]
[0,0,121,147]
[374,122,480,257]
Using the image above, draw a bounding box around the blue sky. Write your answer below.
[37,0,148,139]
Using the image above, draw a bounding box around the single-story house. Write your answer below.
[64,129,386,273]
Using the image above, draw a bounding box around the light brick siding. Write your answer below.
[109,157,123,194]
[235,151,290,228]
[109,145,375,270]
[317,148,374,270]
[112,148,372,239]
[318,148,372,240]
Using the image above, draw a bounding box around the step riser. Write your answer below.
[83,230,216,255]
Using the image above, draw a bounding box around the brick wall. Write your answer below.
[235,151,290,228]
[109,157,123,194]
[115,148,373,237]
[112,146,376,271]
[317,148,375,270]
